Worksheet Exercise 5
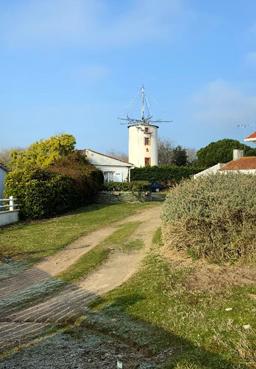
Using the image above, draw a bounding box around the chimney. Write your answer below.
[233,149,244,160]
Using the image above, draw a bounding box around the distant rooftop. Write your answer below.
[220,156,256,171]
[244,131,256,142]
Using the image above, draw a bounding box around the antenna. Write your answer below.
[118,86,172,126]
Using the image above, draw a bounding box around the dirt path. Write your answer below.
[0,206,160,300]
[0,205,161,353]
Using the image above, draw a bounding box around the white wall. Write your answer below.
[83,150,131,182]
[128,124,158,167]
[0,210,19,227]
[221,169,256,175]
[194,163,225,178]
[0,168,6,198]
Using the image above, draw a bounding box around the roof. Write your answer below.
[244,131,256,142]
[0,163,8,172]
[220,157,256,171]
[80,149,134,166]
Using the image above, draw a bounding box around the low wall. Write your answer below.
[96,191,166,204]
[0,210,19,227]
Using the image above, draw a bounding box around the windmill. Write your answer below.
[119,86,172,167]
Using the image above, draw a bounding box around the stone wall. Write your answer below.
[96,191,165,204]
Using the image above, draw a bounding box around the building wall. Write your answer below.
[97,165,129,182]
[221,169,256,175]
[0,168,6,198]
[128,124,158,167]
[83,150,131,182]
[194,163,225,178]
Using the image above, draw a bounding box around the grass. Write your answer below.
[0,202,154,263]
[58,221,142,283]
[86,228,256,369]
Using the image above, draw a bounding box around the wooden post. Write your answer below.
[9,196,14,211]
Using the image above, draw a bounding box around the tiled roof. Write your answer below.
[220,157,256,171]
[244,131,256,141]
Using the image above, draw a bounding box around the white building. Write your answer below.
[128,123,158,167]
[0,164,7,198]
[82,149,134,182]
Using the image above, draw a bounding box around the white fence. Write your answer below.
[0,196,19,226]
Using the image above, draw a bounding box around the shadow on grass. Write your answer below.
[0,265,250,368]
[85,294,250,369]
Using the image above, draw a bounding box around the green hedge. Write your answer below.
[162,174,256,263]
[130,165,204,184]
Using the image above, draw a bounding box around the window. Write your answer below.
[144,127,149,133]
[103,171,114,182]
[144,137,150,145]
[145,157,151,166]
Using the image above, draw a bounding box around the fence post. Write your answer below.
[9,196,14,211]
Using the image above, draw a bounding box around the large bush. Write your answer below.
[5,135,103,219]
[131,165,203,185]
[162,174,256,263]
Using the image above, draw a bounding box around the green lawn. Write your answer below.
[86,229,256,369]
[0,203,154,263]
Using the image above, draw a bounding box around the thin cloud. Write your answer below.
[190,80,256,128]
[0,0,191,48]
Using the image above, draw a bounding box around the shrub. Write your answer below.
[162,174,256,263]
[5,142,104,219]
[5,169,79,219]
[131,165,203,185]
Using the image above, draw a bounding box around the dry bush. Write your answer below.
[161,173,256,263]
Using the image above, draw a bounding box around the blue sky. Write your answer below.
[1,0,256,153]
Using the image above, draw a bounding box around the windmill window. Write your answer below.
[144,137,150,145]
[145,127,149,133]
[145,157,151,166]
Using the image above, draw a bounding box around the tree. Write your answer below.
[158,139,188,166]
[9,134,76,171]
[197,139,256,167]
[172,145,188,166]
[5,134,103,219]
[158,138,174,165]
[106,150,128,162]
[186,148,197,164]
[0,148,23,167]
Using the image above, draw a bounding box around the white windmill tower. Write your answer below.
[119,86,171,167]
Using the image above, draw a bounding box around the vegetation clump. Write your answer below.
[5,134,103,219]
[197,138,256,167]
[162,173,256,263]
[131,165,203,185]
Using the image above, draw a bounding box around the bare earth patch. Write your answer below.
[162,247,256,293]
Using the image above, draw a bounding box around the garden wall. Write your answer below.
[96,191,165,204]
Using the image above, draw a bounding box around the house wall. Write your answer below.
[96,165,129,182]
[83,150,131,182]
[0,168,6,198]
[193,163,225,178]
[221,169,256,175]
[128,124,158,167]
